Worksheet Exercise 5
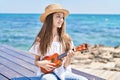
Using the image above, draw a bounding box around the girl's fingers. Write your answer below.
[49,61,56,65]
[46,64,56,71]
[67,50,74,57]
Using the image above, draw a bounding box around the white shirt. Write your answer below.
[29,42,72,79]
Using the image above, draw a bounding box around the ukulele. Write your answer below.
[40,43,88,74]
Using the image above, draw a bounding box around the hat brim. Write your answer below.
[40,9,69,23]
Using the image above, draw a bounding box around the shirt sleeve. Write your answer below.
[29,43,41,56]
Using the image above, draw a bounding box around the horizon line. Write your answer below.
[0,13,120,15]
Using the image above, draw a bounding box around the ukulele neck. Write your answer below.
[57,49,74,60]
[57,52,67,60]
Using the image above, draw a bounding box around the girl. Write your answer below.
[29,4,88,80]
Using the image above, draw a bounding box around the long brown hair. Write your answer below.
[34,13,72,55]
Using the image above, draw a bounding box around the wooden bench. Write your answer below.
[0,45,105,80]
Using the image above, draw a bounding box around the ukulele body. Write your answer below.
[40,53,62,74]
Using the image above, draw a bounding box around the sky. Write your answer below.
[0,0,120,14]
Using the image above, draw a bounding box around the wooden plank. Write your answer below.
[0,50,37,72]
[72,68,105,80]
[0,74,8,80]
[0,56,36,77]
[0,45,34,64]
[0,49,34,65]
[81,69,106,79]
[72,67,120,80]
[0,63,23,79]
[0,45,40,79]
[0,45,34,59]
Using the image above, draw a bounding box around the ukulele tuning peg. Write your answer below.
[81,51,83,54]
[81,50,89,54]
[72,48,75,51]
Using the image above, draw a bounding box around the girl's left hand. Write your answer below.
[63,50,74,68]
[67,50,74,58]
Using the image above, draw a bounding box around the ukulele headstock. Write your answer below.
[74,43,88,53]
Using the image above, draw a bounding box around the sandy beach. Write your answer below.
[71,44,120,80]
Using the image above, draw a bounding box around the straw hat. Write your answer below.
[40,4,69,23]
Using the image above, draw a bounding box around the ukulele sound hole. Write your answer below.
[51,58,54,63]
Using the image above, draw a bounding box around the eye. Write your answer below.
[57,16,64,19]
[56,15,60,18]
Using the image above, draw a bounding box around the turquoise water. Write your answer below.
[0,14,120,50]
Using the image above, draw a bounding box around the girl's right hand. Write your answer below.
[38,60,56,71]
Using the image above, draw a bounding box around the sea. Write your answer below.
[0,14,120,50]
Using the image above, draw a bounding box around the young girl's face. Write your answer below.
[53,12,64,28]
